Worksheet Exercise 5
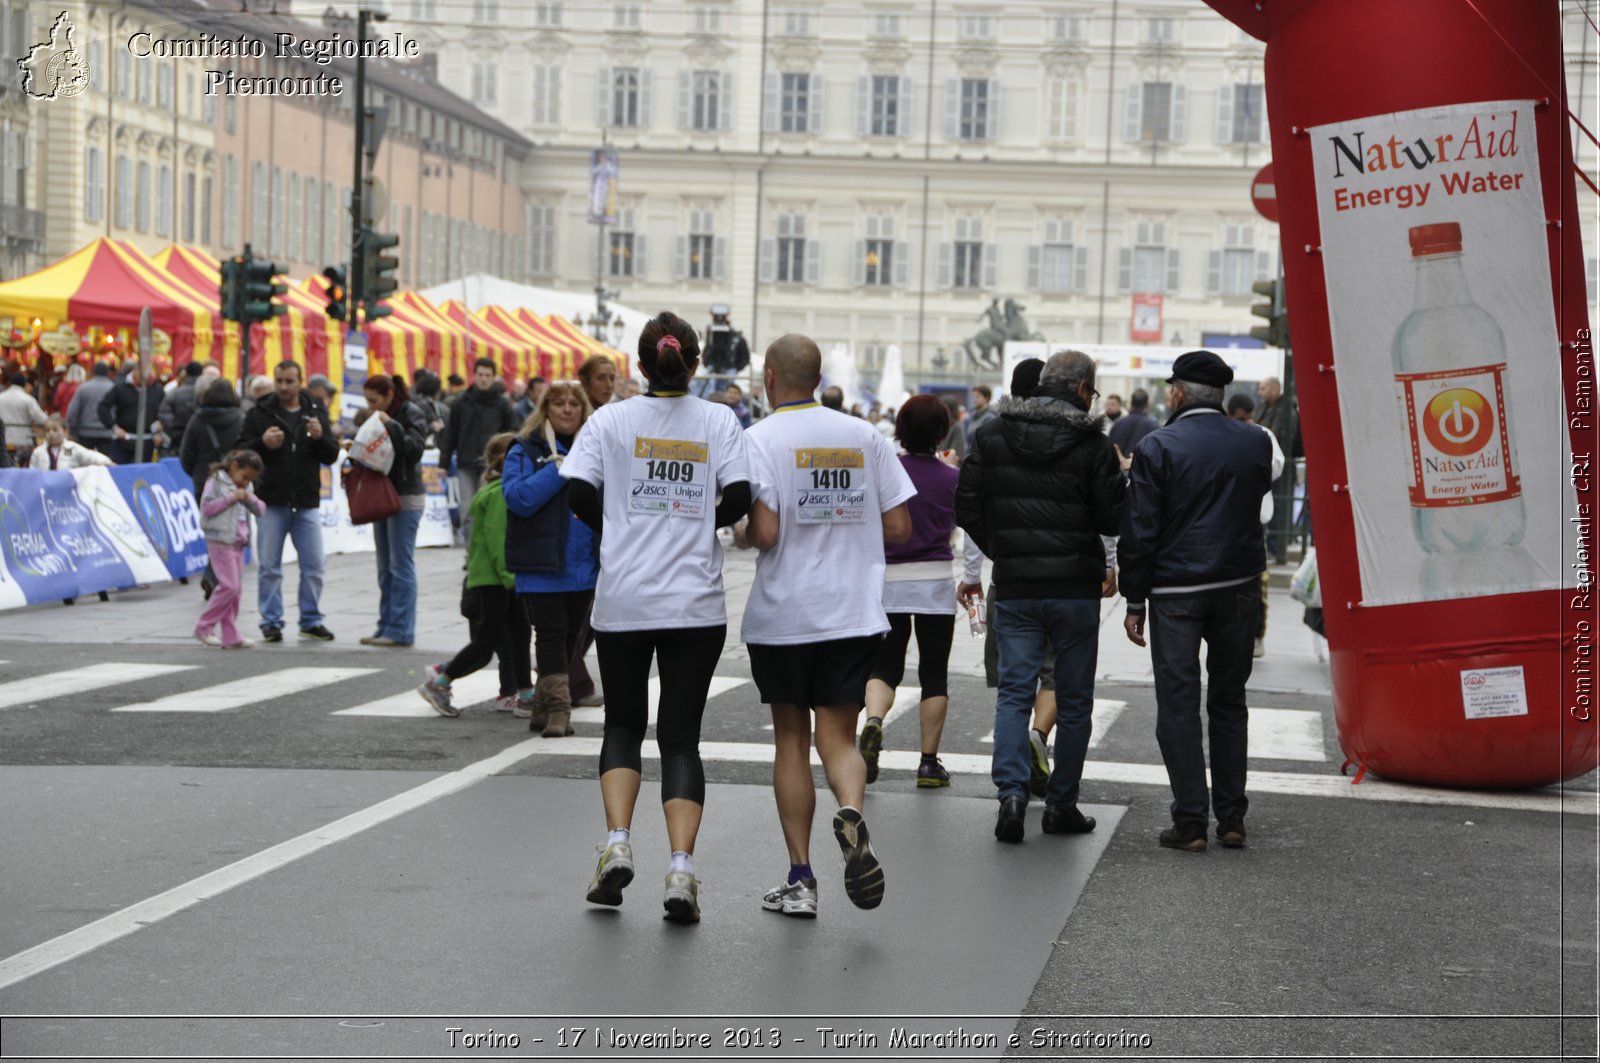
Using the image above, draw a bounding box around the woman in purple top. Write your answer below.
[858,396,983,789]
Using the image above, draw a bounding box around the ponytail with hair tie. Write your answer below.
[657,335,682,356]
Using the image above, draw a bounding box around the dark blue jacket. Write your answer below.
[501,433,598,595]
[1107,409,1158,455]
[1118,406,1273,608]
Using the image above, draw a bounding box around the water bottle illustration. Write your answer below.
[1392,222,1525,554]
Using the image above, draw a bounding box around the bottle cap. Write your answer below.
[1409,223,1463,256]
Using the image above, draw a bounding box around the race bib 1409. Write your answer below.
[630,437,709,518]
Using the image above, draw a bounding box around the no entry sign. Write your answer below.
[1251,162,1279,222]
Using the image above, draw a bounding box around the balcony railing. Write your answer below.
[0,204,44,245]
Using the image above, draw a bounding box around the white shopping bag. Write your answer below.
[350,415,396,475]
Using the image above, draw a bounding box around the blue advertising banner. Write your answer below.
[109,462,208,580]
[0,469,139,605]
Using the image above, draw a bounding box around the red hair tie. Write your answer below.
[656,335,681,356]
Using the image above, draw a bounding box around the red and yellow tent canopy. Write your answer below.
[437,299,544,383]
[544,314,630,375]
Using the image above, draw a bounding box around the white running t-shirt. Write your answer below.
[560,394,752,632]
[740,404,917,646]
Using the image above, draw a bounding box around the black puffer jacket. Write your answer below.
[1118,406,1273,608]
[440,385,517,471]
[178,404,244,499]
[239,391,341,511]
[382,400,430,497]
[955,392,1123,600]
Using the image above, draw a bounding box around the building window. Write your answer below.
[780,72,812,133]
[529,204,555,276]
[270,166,284,256]
[89,40,105,92]
[955,78,996,140]
[137,55,152,103]
[222,156,237,247]
[136,160,151,231]
[776,214,806,283]
[613,3,640,28]
[535,2,562,26]
[471,63,497,106]
[471,0,499,20]
[201,174,212,246]
[158,65,173,110]
[1118,219,1179,294]
[156,164,172,237]
[114,49,129,97]
[84,146,103,222]
[307,177,322,263]
[114,155,131,228]
[687,71,723,131]
[1146,16,1176,42]
[251,162,267,247]
[1207,223,1272,297]
[608,209,637,277]
[182,172,196,242]
[871,12,902,37]
[610,68,642,127]
[1030,220,1086,294]
[1052,14,1084,42]
[958,13,993,40]
[861,214,898,287]
[953,223,983,289]
[413,0,438,17]
[687,209,716,280]
[862,75,906,138]
[224,95,236,134]
[693,5,722,33]
[1125,81,1187,143]
[781,9,812,35]
[1217,83,1266,144]
[1046,77,1080,140]
[533,65,561,125]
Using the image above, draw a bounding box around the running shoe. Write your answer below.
[300,625,336,642]
[662,870,701,923]
[1029,729,1051,799]
[261,626,283,644]
[417,681,458,718]
[585,842,635,906]
[424,663,443,684]
[916,758,951,788]
[493,695,518,713]
[858,717,884,785]
[761,878,818,919]
[194,631,222,648]
[832,807,885,910]
[221,638,255,650]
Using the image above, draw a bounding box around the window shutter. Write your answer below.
[944,79,959,139]
[893,241,909,286]
[1206,249,1222,295]
[634,234,648,279]
[596,67,611,126]
[673,234,687,279]
[808,75,824,134]
[678,71,691,129]
[1256,249,1274,281]
[853,239,867,285]
[1116,248,1132,293]
[1027,245,1041,290]
[899,77,914,136]
[987,80,1001,140]
[1165,248,1181,293]
[1124,83,1142,141]
[759,238,775,283]
[983,244,997,288]
[805,240,820,284]
[1171,84,1188,143]
[763,71,779,132]
[937,242,952,287]
[551,67,563,124]
[856,76,871,136]
[720,72,734,132]
[1216,84,1235,144]
[639,69,654,126]
[713,236,726,281]
[1072,246,1089,292]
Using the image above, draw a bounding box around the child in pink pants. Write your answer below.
[197,449,267,649]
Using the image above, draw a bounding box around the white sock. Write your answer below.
[607,828,630,847]
[670,850,694,875]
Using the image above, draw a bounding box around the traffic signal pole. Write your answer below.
[349,9,371,327]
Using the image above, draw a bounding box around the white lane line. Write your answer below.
[515,738,1600,817]
[112,668,378,713]
[979,699,1128,747]
[334,671,503,717]
[571,675,748,726]
[0,735,553,992]
[1251,708,1327,762]
[0,663,198,711]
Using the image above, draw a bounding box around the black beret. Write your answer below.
[1167,350,1234,388]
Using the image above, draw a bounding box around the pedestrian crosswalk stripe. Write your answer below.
[0,662,199,711]
[1250,708,1327,761]
[570,675,748,726]
[112,667,379,713]
[333,671,504,717]
[979,700,1128,748]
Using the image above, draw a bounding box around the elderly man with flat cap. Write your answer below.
[1118,351,1273,854]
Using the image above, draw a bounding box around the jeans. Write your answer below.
[455,466,483,545]
[257,505,326,633]
[372,505,423,644]
[991,598,1099,805]
[1150,587,1259,829]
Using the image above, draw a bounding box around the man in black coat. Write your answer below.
[956,349,1122,844]
[439,357,517,548]
[238,361,342,643]
[97,360,165,463]
[1119,351,1273,854]
[1108,387,1159,460]
[156,362,206,457]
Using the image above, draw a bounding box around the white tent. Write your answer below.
[418,274,652,374]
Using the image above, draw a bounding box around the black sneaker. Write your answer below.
[261,626,283,644]
[858,717,884,785]
[1216,820,1247,848]
[832,807,885,910]
[1041,803,1096,834]
[299,625,336,642]
[1159,824,1208,852]
[994,796,1026,844]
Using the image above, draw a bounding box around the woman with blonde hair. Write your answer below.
[501,380,598,738]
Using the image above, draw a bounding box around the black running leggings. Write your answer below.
[870,612,956,700]
[595,624,726,804]
[445,585,531,684]
[522,589,596,677]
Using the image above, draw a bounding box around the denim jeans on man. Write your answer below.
[992,598,1099,806]
[1150,586,1258,829]
[257,505,326,634]
[372,506,423,644]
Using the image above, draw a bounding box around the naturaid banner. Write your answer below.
[1311,99,1578,607]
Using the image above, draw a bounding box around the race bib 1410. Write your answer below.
[792,447,867,523]
[630,437,709,518]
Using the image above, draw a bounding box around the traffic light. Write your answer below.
[1250,279,1289,348]
[361,228,399,321]
[322,266,347,321]
[239,246,288,327]
[218,256,242,323]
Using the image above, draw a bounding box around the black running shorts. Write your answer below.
[748,635,883,710]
